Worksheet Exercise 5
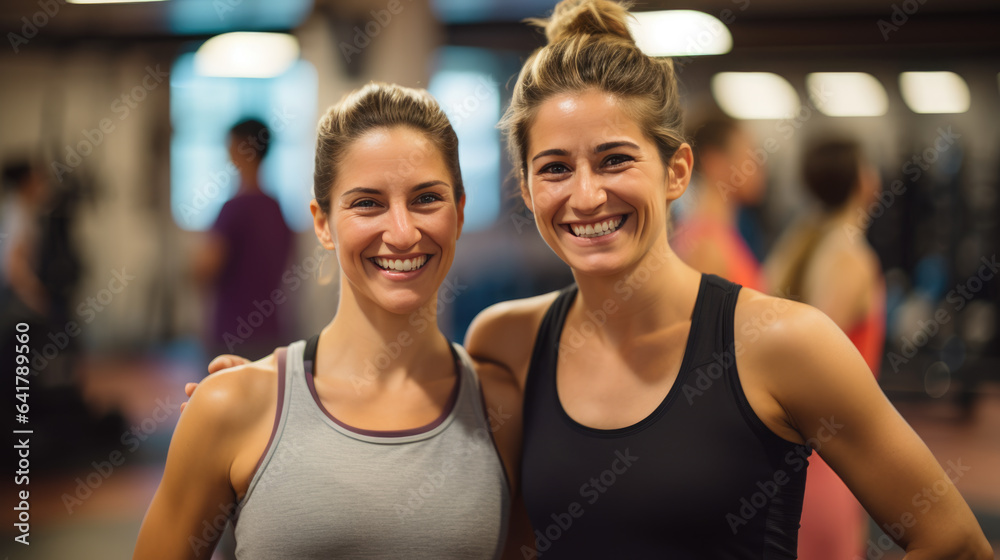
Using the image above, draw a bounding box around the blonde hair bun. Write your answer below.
[532,0,635,45]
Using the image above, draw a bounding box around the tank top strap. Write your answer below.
[234,342,301,522]
[709,274,805,456]
[450,342,483,405]
[523,284,578,427]
[302,332,319,375]
[669,273,733,370]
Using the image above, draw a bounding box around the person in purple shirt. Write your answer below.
[194,118,294,362]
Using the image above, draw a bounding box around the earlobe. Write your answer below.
[519,179,534,214]
[456,194,467,240]
[310,199,337,251]
[666,143,694,202]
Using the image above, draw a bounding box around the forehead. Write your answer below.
[527,90,648,153]
[335,126,449,192]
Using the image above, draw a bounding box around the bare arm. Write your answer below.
[135,367,274,559]
[746,299,991,559]
[191,233,226,287]
[465,294,556,559]
[475,360,534,560]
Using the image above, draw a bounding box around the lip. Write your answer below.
[560,214,627,228]
[558,213,630,245]
[367,253,433,280]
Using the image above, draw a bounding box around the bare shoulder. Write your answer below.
[734,286,848,362]
[187,351,281,430]
[817,233,878,279]
[734,287,879,434]
[465,291,562,388]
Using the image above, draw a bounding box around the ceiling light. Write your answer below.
[711,72,800,119]
[194,32,299,79]
[806,72,888,117]
[899,71,970,114]
[629,10,732,57]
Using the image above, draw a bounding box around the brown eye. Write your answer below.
[415,193,443,204]
[604,154,634,167]
[540,162,570,174]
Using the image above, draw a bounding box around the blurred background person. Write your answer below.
[671,113,768,291]
[765,137,885,559]
[193,118,294,363]
[1,160,50,319]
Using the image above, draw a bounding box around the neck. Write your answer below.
[569,234,703,348]
[238,168,261,194]
[691,174,738,226]
[321,277,451,388]
[829,192,870,241]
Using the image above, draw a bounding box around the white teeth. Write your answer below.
[570,216,624,238]
[374,255,428,271]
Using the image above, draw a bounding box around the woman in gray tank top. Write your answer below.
[134,83,522,559]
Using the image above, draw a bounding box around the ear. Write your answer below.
[859,162,881,203]
[310,199,337,251]
[455,193,466,240]
[665,143,694,202]
[519,176,534,214]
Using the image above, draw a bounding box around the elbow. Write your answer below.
[969,540,994,560]
[940,531,993,560]
[908,529,993,560]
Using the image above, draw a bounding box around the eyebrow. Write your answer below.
[530,141,640,162]
[595,141,640,153]
[340,181,449,199]
[531,148,569,162]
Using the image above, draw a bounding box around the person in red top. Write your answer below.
[765,137,886,559]
[671,114,767,291]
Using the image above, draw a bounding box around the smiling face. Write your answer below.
[523,89,692,277]
[311,126,465,315]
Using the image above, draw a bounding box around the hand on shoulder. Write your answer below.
[184,351,281,431]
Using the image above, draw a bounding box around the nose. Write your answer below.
[567,165,607,215]
[382,204,421,249]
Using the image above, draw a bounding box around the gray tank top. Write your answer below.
[233,336,510,559]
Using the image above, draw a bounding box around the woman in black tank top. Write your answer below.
[464,0,991,558]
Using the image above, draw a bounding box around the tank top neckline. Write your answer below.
[302,333,465,441]
[551,272,709,437]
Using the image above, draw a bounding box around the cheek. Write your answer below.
[422,212,459,246]
[528,183,566,218]
[334,216,379,250]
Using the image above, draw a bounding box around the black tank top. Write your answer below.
[521,273,811,559]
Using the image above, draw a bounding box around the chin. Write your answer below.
[565,253,634,278]
[372,289,434,316]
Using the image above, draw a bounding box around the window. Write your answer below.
[169,52,316,231]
